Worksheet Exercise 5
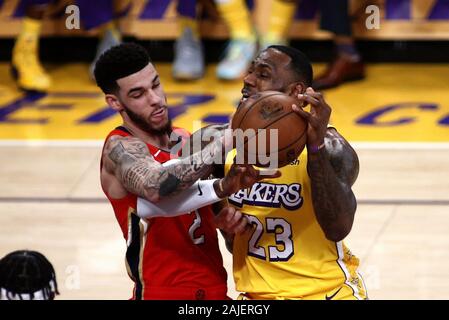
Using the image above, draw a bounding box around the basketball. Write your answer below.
[232,91,308,168]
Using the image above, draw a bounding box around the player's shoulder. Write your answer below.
[102,135,154,172]
[326,125,339,135]
[104,126,131,147]
[104,134,145,153]
[325,126,352,147]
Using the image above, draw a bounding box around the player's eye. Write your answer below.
[152,82,160,89]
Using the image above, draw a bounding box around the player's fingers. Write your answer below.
[221,206,236,223]
[297,93,320,106]
[229,163,246,176]
[226,210,244,231]
[292,104,312,120]
[263,170,282,179]
[215,206,234,229]
[238,164,257,178]
[233,216,249,234]
[235,165,248,178]
[247,165,260,177]
[237,165,247,173]
[305,87,315,95]
[305,87,324,101]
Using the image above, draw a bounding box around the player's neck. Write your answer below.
[122,121,171,150]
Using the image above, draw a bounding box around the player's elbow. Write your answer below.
[142,190,161,204]
[324,207,356,242]
[324,224,352,242]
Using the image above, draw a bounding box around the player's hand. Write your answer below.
[292,87,331,149]
[214,206,250,235]
[217,163,281,198]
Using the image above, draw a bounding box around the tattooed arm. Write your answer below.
[102,134,224,203]
[102,132,280,204]
[294,88,359,242]
[179,123,229,179]
[181,124,229,156]
[307,128,359,242]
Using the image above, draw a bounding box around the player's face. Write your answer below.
[116,63,171,135]
[241,48,296,103]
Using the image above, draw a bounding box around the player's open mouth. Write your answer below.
[240,89,250,103]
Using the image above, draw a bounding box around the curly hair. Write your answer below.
[0,250,59,300]
[94,42,152,94]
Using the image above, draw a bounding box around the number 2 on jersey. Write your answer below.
[189,210,205,245]
[246,215,294,261]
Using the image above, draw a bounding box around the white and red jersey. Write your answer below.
[101,126,228,300]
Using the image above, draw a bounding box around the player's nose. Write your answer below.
[147,88,163,107]
[243,73,256,87]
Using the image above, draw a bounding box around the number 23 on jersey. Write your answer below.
[246,214,294,262]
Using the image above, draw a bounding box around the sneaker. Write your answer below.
[90,28,122,79]
[11,35,51,92]
[172,27,204,80]
[216,39,257,80]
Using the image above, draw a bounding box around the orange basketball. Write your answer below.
[231,91,308,168]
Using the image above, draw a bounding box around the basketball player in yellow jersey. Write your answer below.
[216,45,368,300]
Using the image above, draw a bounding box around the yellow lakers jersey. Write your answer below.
[225,148,367,300]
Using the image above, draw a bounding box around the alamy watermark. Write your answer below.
[65,5,80,30]
[64,4,381,31]
[169,121,282,172]
[366,5,381,30]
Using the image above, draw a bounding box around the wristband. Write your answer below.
[309,141,325,154]
[136,179,222,219]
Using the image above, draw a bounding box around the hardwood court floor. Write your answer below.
[0,62,448,299]
[0,146,448,300]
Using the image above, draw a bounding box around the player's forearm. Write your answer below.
[181,124,228,159]
[118,138,224,202]
[164,137,224,189]
[307,147,356,242]
[137,180,224,218]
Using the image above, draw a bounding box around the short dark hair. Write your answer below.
[268,45,313,87]
[94,42,152,94]
[0,250,59,300]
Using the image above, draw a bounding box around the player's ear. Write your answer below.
[105,94,123,112]
[286,82,305,97]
